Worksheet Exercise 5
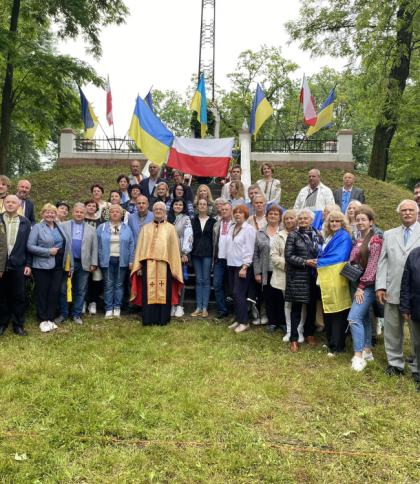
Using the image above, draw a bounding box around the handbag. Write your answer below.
[340,262,365,283]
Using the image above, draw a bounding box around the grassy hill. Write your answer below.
[10,163,413,231]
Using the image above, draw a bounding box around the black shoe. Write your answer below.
[371,337,378,347]
[383,366,405,376]
[216,312,228,319]
[267,325,278,334]
[13,328,28,336]
[122,307,139,316]
[405,355,414,364]
[0,326,7,336]
[412,372,420,383]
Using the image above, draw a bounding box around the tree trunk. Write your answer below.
[0,0,21,175]
[368,1,413,181]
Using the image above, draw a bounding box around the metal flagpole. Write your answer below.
[97,119,114,151]
[293,75,304,149]
[274,114,293,151]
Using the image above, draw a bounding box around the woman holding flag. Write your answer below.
[317,212,353,356]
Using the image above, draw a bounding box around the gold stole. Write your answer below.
[146,260,167,304]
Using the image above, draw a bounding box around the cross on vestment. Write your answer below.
[150,282,155,287]
[159,281,165,287]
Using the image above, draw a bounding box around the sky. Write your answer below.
[58,0,345,137]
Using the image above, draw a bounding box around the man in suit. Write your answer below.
[0,195,32,336]
[55,203,98,325]
[376,199,420,378]
[333,173,366,213]
[16,179,36,226]
[139,163,168,201]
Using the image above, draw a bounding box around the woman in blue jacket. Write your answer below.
[27,203,74,326]
[97,204,135,319]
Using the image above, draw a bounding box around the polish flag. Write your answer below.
[300,75,317,126]
[167,137,234,177]
[106,75,113,126]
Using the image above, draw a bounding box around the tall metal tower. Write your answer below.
[198,0,216,102]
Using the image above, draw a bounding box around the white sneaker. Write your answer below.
[82,302,86,314]
[171,306,176,317]
[105,310,113,319]
[327,352,335,357]
[283,332,291,342]
[88,303,97,315]
[228,322,240,330]
[377,320,382,335]
[363,350,374,362]
[113,308,121,318]
[174,306,184,317]
[260,315,268,324]
[252,318,261,325]
[351,356,367,372]
[298,331,304,343]
[234,323,250,333]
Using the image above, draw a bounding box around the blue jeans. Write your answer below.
[348,284,375,352]
[213,258,228,314]
[59,261,90,318]
[192,256,212,311]
[101,257,128,311]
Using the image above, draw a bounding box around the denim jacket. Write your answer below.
[97,221,135,268]
[27,220,74,270]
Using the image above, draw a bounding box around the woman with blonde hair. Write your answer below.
[317,211,353,355]
[193,184,217,216]
[256,162,281,205]
[150,182,170,208]
[345,200,362,237]
[228,180,246,210]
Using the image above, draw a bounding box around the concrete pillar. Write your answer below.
[336,129,354,155]
[59,128,77,157]
[211,108,220,139]
[239,130,252,187]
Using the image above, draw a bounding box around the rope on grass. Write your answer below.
[2,432,419,461]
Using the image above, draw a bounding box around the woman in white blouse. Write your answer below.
[225,205,257,333]
[256,162,281,205]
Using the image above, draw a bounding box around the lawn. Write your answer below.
[0,315,419,483]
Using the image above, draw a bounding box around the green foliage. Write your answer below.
[190,107,216,138]
[152,89,191,137]
[6,122,42,176]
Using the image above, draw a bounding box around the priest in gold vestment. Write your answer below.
[130,202,183,325]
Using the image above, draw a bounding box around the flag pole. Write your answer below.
[118,95,138,150]
[293,75,304,149]
[97,119,114,151]
[274,114,292,151]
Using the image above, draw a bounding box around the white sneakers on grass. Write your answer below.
[351,356,367,372]
[174,306,184,317]
[113,308,121,318]
[88,303,96,314]
[105,310,113,319]
[363,350,374,362]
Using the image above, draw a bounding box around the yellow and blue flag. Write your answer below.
[190,74,207,138]
[306,87,335,137]
[78,86,98,140]
[129,96,174,166]
[317,228,353,313]
[249,84,274,140]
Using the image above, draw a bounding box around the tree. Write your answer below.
[152,89,191,137]
[285,0,420,180]
[0,0,128,174]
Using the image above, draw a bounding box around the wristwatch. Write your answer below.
[241,264,248,270]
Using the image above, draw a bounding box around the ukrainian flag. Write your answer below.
[306,87,335,137]
[129,96,174,166]
[145,90,154,113]
[249,84,274,140]
[190,74,207,138]
[317,228,353,313]
[78,86,98,140]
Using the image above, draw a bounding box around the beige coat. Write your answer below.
[270,229,288,291]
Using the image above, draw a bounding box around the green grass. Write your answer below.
[10,163,413,231]
[0,316,419,483]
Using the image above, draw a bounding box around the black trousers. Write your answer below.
[32,266,63,322]
[324,309,349,353]
[87,272,102,304]
[264,271,286,327]
[290,274,318,342]
[228,266,252,325]
[0,268,26,329]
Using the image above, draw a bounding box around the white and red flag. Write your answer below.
[300,75,317,126]
[167,137,234,177]
[106,75,113,126]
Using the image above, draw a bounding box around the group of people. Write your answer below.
[1,163,420,389]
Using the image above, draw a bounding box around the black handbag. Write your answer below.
[340,262,365,283]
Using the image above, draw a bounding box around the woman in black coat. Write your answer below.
[191,198,216,318]
[285,208,324,352]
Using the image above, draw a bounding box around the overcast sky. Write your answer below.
[59,0,344,137]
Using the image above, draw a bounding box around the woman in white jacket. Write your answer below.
[255,162,281,205]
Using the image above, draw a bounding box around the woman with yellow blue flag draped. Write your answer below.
[317,211,353,356]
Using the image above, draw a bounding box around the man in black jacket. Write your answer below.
[139,163,168,201]
[0,195,32,336]
[16,179,36,226]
